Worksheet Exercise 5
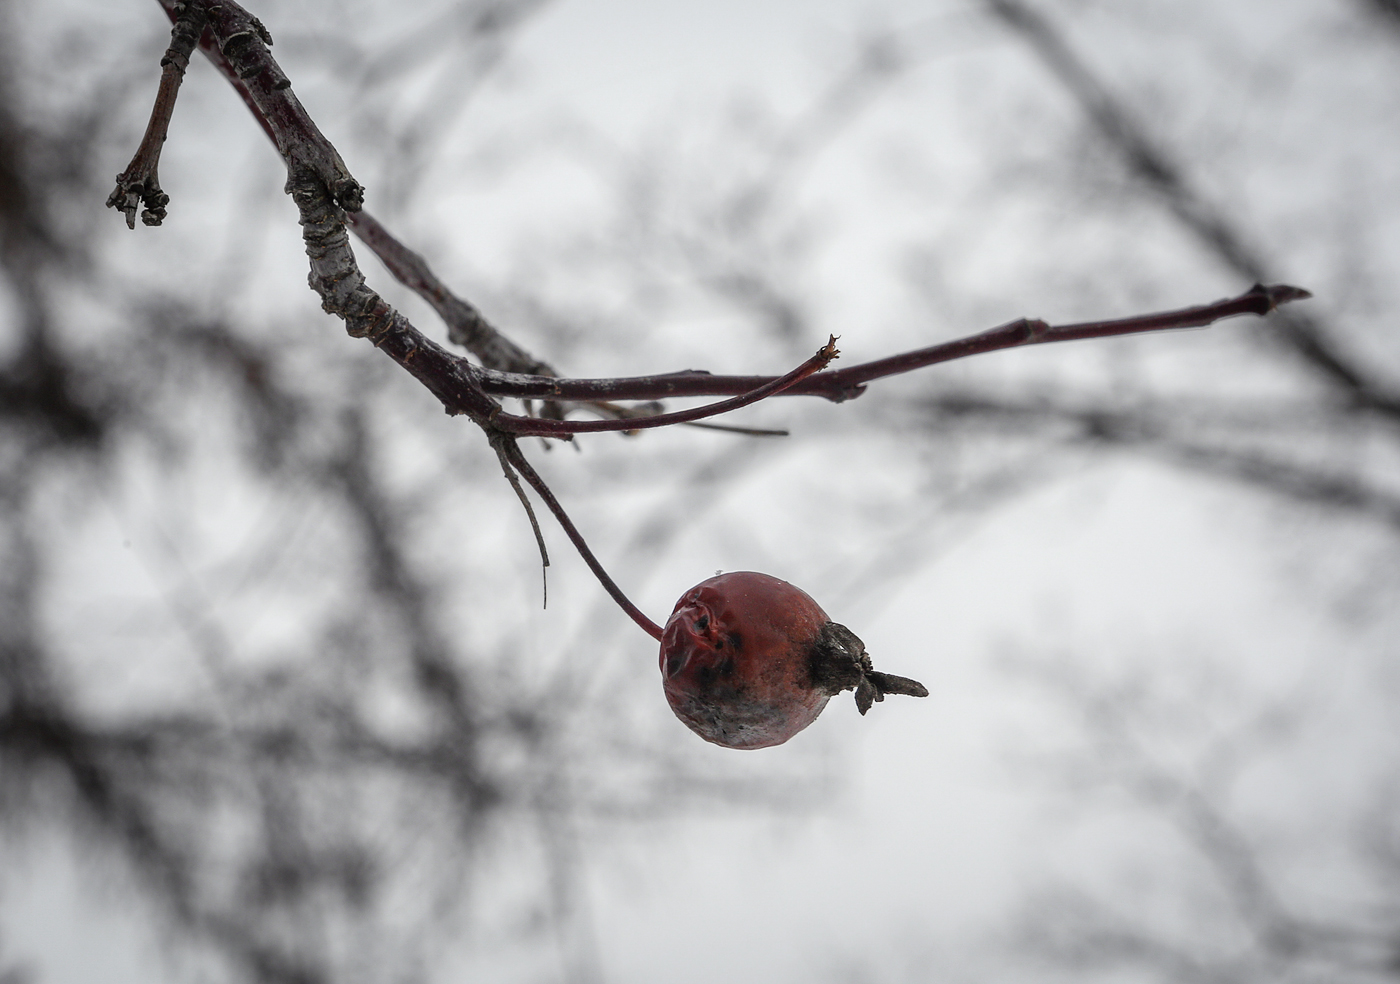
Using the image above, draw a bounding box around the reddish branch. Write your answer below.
[147,0,363,215]
[107,1,208,227]
[498,436,666,641]
[489,336,842,436]
[472,283,1312,405]
[119,0,1314,639]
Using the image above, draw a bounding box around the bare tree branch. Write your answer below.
[488,335,840,436]
[473,283,1310,404]
[106,0,207,227]
[116,0,1316,641]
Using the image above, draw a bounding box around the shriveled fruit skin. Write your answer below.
[659,572,831,749]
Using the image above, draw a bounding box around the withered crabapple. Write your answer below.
[659,571,928,749]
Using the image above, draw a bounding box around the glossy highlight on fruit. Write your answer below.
[659,572,928,749]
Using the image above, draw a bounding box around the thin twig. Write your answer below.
[819,283,1310,392]
[556,401,789,436]
[498,437,664,641]
[682,421,789,437]
[473,283,1312,404]
[108,0,209,227]
[489,336,841,436]
[492,435,551,607]
[151,0,364,214]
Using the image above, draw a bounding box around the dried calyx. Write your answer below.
[807,620,929,715]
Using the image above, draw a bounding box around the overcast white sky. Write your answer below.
[5,0,1399,981]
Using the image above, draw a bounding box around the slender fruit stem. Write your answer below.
[499,437,665,641]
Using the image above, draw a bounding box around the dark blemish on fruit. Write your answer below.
[665,648,687,678]
[694,658,735,689]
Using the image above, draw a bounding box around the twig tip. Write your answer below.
[1255,283,1313,310]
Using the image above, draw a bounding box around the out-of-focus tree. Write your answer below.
[1,0,1396,982]
[938,2,1400,981]
[1003,637,1400,983]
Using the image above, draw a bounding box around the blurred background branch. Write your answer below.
[0,1,1396,982]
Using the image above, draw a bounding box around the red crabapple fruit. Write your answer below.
[659,571,928,749]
